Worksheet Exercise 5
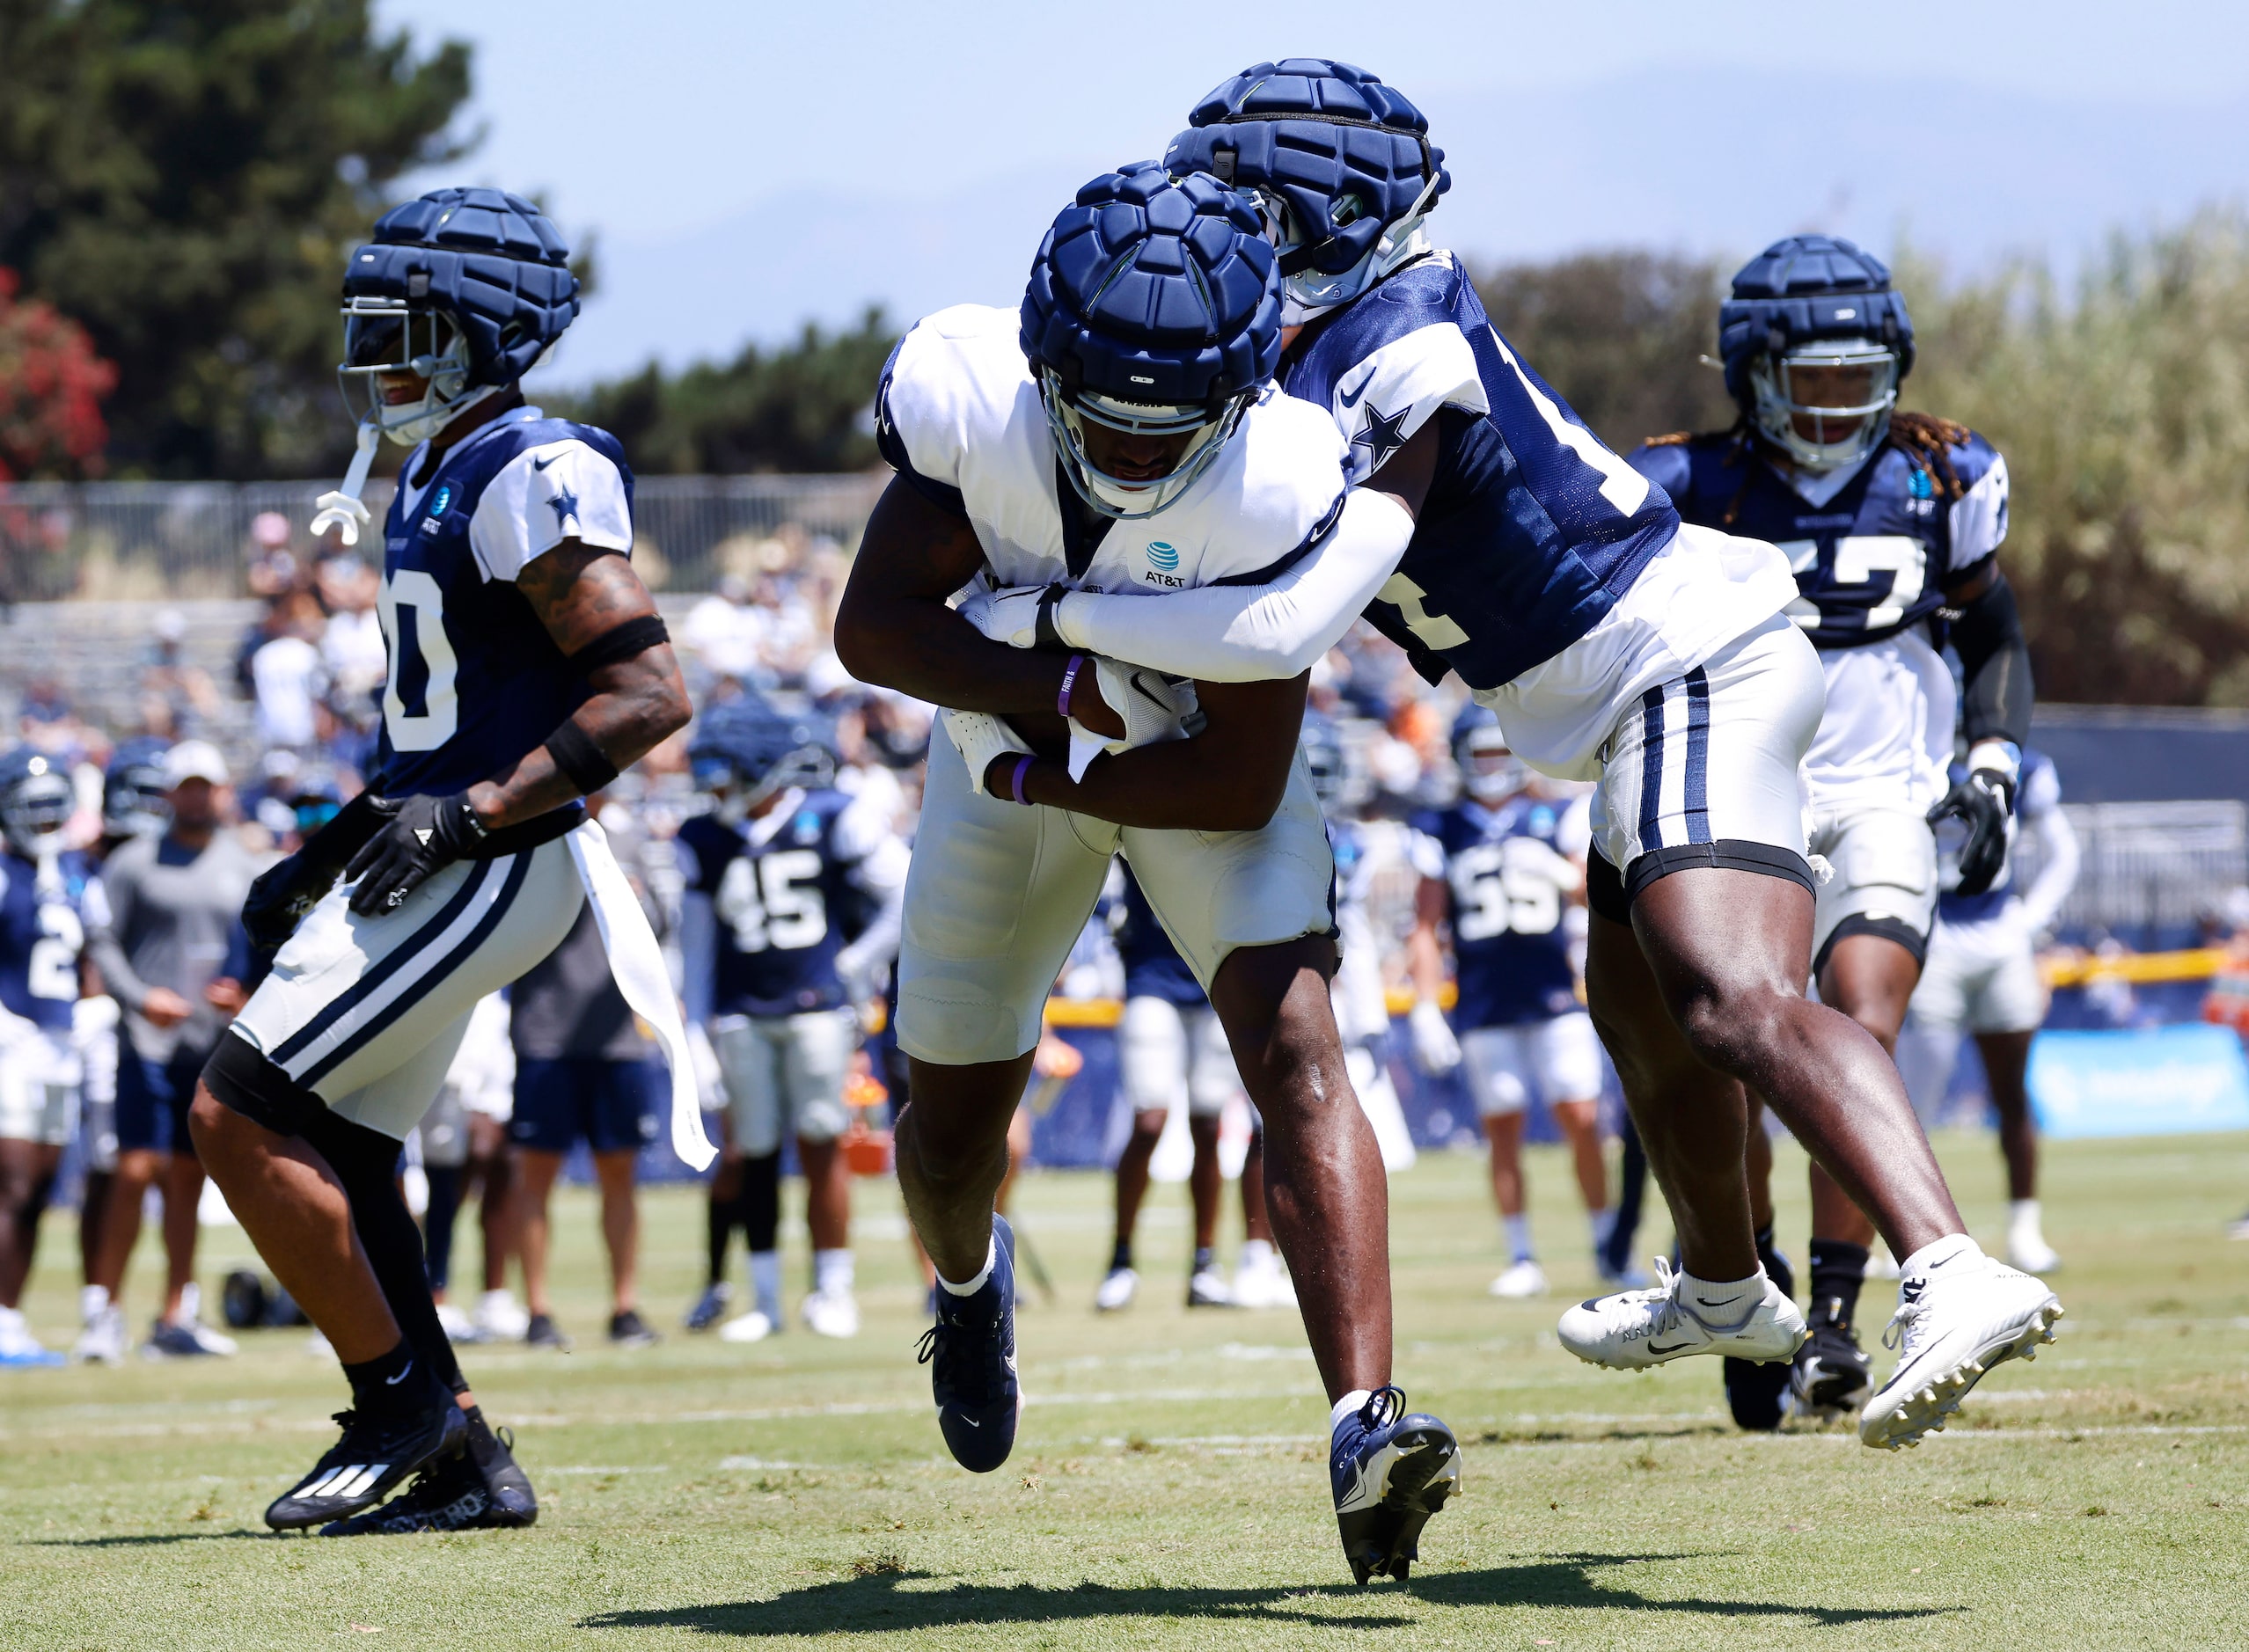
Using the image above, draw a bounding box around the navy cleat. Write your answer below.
[320,1407,535,1535]
[266,1402,466,1531]
[1725,1232,1796,1431]
[916,1214,1021,1473]
[1330,1386,1461,1585]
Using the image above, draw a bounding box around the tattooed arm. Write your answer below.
[467,543,692,830]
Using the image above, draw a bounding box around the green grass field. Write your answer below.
[4,1129,2246,1650]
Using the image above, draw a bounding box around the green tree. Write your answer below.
[0,0,472,479]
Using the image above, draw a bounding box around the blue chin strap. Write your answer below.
[1038,372,1250,521]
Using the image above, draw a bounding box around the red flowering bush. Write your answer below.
[0,268,116,479]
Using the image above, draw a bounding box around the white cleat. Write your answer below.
[1186,1268,1235,1309]
[2006,1233,2062,1275]
[799,1289,861,1339]
[1557,1258,1806,1371]
[73,1305,126,1366]
[1094,1266,1139,1313]
[1231,1256,1297,1311]
[474,1288,531,1341]
[1859,1244,2062,1451]
[1488,1259,1550,1299]
[434,1301,488,1343]
[718,1308,776,1344]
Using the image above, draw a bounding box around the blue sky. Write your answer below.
[377,1,2249,384]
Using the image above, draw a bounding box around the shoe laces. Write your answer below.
[916,1312,1007,1402]
[1619,1256,1689,1336]
[1354,1385,1408,1435]
[1881,1285,1927,1355]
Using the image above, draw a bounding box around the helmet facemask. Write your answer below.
[1749,337,1900,472]
[1245,172,1439,329]
[338,296,502,447]
[1037,370,1252,520]
[3,766,75,860]
[1457,727,1529,804]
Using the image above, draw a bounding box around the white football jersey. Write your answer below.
[879,304,1350,602]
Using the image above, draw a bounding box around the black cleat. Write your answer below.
[524,1312,572,1351]
[1725,1232,1796,1431]
[916,1215,1020,1473]
[1788,1312,1874,1422]
[608,1308,662,1348]
[1330,1386,1461,1585]
[683,1281,734,1332]
[266,1403,466,1531]
[320,1408,535,1535]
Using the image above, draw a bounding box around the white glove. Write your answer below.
[956,583,1054,650]
[1409,999,1461,1075]
[941,709,1031,797]
[1064,656,1203,782]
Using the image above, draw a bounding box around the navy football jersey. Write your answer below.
[1282,254,1681,691]
[0,848,96,1032]
[678,789,883,1018]
[1413,796,1583,1028]
[1111,862,1206,1008]
[1630,430,2008,650]
[374,405,635,796]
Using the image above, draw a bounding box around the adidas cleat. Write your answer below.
[1330,1386,1461,1585]
[266,1402,466,1531]
[1724,1234,1796,1431]
[320,1408,534,1535]
[1860,1240,2062,1451]
[916,1214,1020,1473]
[1558,1257,1805,1371]
[1785,1315,1873,1423]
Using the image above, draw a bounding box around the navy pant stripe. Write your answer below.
[270,859,496,1067]
[1637,686,1668,852]
[1681,669,1713,846]
[300,852,534,1090]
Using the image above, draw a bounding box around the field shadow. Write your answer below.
[26,1529,269,1547]
[582,1552,1961,1636]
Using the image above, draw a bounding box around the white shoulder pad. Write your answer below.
[470,439,633,582]
[1947,450,2010,570]
[1192,391,1351,583]
[2018,754,2061,818]
[1406,828,1446,881]
[830,793,896,863]
[881,304,1029,495]
[1331,322,1487,484]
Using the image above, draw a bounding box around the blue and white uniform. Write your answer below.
[231,409,703,1163]
[0,849,99,1146]
[879,304,1352,1067]
[1111,864,1242,1126]
[1410,793,1601,1117]
[678,787,907,1154]
[1328,818,1416,1170]
[1632,426,2011,965]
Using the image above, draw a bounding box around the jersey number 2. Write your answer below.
[716,851,828,953]
[29,903,82,1000]
[378,569,459,751]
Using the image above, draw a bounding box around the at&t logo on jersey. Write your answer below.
[1142,540,1184,588]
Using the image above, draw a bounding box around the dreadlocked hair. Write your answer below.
[1882,411,1972,500]
[1644,417,1762,525]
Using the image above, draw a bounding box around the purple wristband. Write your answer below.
[1057,652,1087,720]
[1009,755,1037,806]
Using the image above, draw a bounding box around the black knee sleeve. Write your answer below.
[1813,913,1929,981]
[421,1164,463,1293]
[304,1108,465,1396]
[741,1151,781,1254]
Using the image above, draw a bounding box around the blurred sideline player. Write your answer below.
[186,188,694,1535]
[1406,710,1610,1298]
[1905,747,2078,1271]
[413,990,526,1342]
[1630,234,2033,1429]
[838,165,1460,1583]
[1000,62,2057,1451]
[508,792,670,1352]
[0,749,97,1367]
[678,698,906,1343]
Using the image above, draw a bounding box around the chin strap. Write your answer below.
[310,420,382,546]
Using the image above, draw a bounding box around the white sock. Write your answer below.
[0,1304,23,1334]
[749,1250,783,1319]
[814,1248,854,1297]
[1679,1268,1763,1330]
[80,1283,108,1322]
[1330,1389,1374,1436]
[937,1236,997,1297]
[2009,1199,2041,1234]
[1900,1232,1982,1278]
[1590,1207,1617,1249]
[1503,1214,1535,1264]
[1239,1238,1274,1271]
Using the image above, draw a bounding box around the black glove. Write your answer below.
[1927,768,2015,897]
[344,793,488,916]
[241,791,389,954]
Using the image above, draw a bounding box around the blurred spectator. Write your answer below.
[249,589,328,750]
[683,574,768,686]
[315,553,385,703]
[245,511,299,598]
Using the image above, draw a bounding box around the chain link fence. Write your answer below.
[2022,800,2249,942]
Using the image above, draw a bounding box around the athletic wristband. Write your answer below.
[566,613,670,677]
[1057,653,1087,720]
[1035,584,1067,651]
[545,719,620,794]
[1009,755,1036,806]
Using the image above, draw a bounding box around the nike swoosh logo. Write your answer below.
[1697,1294,1745,1310]
[1338,377,1369,410]
[532,453,559,471]
[1129,673,1171,712]
[1645,1339,1695,1356]
[385,1360,414,1385]
[957,1416,981,1429]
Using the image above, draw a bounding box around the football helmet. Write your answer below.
[688,698,836,824]
[1451,705,1527,805]
[1300,710,1346,808]
[338,187,579,446]
[1022,164,1280,519]
[102,736,172,838]
[0,747,75,859]
[1719,234,1915,472]
[1167,59,1448,328]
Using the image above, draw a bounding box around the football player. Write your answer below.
[975,62,2059,1451]
[835,164,1460,1584]
[183,189,697,1536]
[1405,710,1612,1298]
[1628,235,2036,1429]
[676,698,906,1344]
[0,749,97,1367]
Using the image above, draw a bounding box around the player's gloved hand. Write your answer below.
[344,793,489,915]
[240,792,389,955]
[1089,656,1201,748]
[940,710,1032,799]
[957,583,1065,651]
[1409,999,1462,1075]
[1927,741,2019,897]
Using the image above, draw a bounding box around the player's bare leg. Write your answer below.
[157,1152,207,1326]
[591,1148,641,1318]
[1980,1030,2039,1202]
[1555,1099,1608,1218]
[895,1050,1035,1288]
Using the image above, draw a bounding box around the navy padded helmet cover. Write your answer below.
[1718,233,1915,403]
[342,186,580,388]
[1022,164,1281,406]
[1166,58,1449,275]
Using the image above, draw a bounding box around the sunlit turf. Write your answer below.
[4,1129,2246,1649]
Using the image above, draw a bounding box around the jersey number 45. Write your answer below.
[715,852,827,953]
